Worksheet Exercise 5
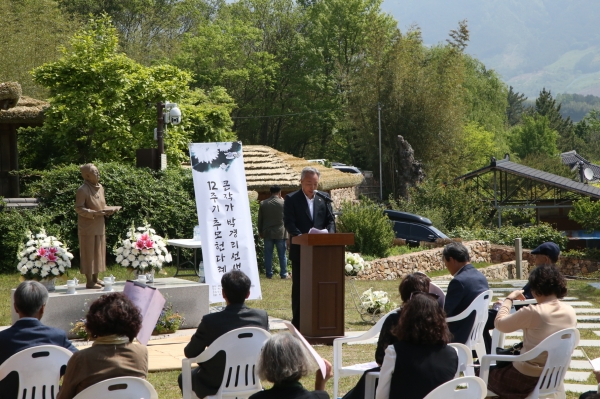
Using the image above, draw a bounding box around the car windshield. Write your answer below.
[429,226,448,238]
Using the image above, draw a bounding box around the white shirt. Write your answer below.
[304,193,315,220]
[375,345,396,399]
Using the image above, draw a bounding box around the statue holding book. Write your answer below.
[75,163,121,288]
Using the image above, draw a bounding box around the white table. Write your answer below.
[167,239,203,277]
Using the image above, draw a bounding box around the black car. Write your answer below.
[383,210,448,247]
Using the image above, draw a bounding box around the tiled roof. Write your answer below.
[560,150,600,182]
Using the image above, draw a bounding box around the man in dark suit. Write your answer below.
[283,166,336,328]
[178,270,269,398]
[0,281,78,398]
[442,242,489,345]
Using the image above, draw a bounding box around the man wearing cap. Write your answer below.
[257,185,288,279]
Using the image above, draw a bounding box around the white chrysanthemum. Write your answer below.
[116,247,124,254]
[216,142,232,152]
[165,253,172,263]
[123,249,130,257]
[132,260,140,267]
[128,254,136,261]
[47,262,56,267]
[66,252,74,259]
[138,255,145,261]
[345,264,353,273]
[149,228,156,234]
[124,240,132,249]
[41,257,48,264]
[26,261,33,267]
[40,270,48,277]
[59,265,65,272]
[158,255,165,262]
[26,240,35,246]
[29,253,37,260]
[193,146,220,163]
[147,248,155,255]
[116,255,124,263]
[140,262,148,269]
[121,260,130,267]
[32,267,39,274]
[20,266,28,274]
[141,249,148,255]
[34,260,42,267]
[137,227,146,231]
[51,268,59,276]
[132,249,139,255]
[42,264,50,271]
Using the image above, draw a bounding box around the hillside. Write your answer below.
[381,0,600,98]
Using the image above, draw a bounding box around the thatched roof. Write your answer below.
[243,145,364,192]
[0,82,48,124]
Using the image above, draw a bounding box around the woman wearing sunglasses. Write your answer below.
[342,273,434,399]
[375,293,457,399]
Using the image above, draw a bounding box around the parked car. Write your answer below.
[332,164,362,174]
[383,210,448,247]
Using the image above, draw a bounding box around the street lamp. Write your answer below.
[138,101,182,171]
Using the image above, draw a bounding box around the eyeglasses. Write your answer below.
[409,291,440,301]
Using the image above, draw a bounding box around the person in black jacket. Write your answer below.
[178,270,269,398]
[250,333,333,399]
[375,293,458,399]
[283,166,336,328]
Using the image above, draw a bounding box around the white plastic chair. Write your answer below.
[181,327,271,399]
[480,328,580,399]
[0,345,73,399]
[422,376,487,399]
[446,290,493,361]
[333,309,398,399]
[449,342,474,377]
[72,377,158,399]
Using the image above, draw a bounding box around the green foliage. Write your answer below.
[450,223,569,251]
[519,153,577,179]
[249,200,265,273]
[507,86,527,126]
[459,122,497,173]
[389,179,489,233]
[0,207,54,273]
[337,198,395,258]
[569,197,600,232]
[573,110,600,163]
[20,163,198,266]
[0,0,81,98]
[22,15,234,169]
[510,115,559,159]
[556,93,600,123]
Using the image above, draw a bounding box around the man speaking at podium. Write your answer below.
[284,166,336,329]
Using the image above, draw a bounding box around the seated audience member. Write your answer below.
[487,264,576,399]
[442,242,489,346]
[342,273,432,399]
[57,293,147,399]
[580,370,600,399]
[250,333,333,399]
[0,281,78,398]
[375,293,458,399]
[179,270,269,398]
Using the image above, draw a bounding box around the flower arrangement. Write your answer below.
[153,302,185,335]
[360,288,395,314]
[17,229,73,280]
[70,318,89,340]
[344,252,365,276]
[114,222,172,273]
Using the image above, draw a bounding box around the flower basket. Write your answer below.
[360,288,395,315]
[344,252,365,276]
[114,222,172,274]
[152,302,185,335]
[17,229,73,285]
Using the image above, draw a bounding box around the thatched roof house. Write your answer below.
[0,82,49,198]
[243,145,364,202]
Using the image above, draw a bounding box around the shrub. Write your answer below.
[18,162,197,268]
[337,198,395,258]
[569,197,600,232]
[449,223,568,250]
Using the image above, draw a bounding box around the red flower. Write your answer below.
[37,248,47,257]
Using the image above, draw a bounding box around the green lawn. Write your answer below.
[2,267,599,398]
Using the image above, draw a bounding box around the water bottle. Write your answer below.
[198,261,205,283]
[193,225,201,241]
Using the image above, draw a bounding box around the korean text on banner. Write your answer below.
[189,142,262,303]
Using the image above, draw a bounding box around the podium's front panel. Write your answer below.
[299,244,345,344]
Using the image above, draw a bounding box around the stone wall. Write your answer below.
[356,241,491,280]
[479,260,529,280]
[330,186,359,210]
[491,244,600,276]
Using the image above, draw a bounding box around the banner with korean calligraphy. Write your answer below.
[189,142,262,303]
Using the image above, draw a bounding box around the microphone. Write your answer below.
[315,191,333,202]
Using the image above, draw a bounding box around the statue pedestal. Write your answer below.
[10,277,209,338]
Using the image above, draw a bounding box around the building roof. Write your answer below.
[456,157,600,199]
[0,82,49,124]
[560,150,600,182]
[243,145,364,192]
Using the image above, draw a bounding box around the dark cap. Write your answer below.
[269,185,281,194]
[531,242,560,262]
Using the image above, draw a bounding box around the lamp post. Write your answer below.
[156,101,165,154]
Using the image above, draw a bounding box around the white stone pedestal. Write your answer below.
[11,277,209,338]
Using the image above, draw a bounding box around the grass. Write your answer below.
[3,268,600,398]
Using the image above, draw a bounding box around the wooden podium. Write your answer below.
[292,233,355,344]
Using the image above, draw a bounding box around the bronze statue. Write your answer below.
[75,164,119,288]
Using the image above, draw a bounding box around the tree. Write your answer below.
[529,88,575,152]
[20,16,235,169]
[509,115,558,159]
[506,86,527,126]
[459,122,496,173]
[569,197,600,232]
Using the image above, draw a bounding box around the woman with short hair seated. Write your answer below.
[487,264,576,399]
[57,292,148,399]
[250,333,333,399]
[375,293,458,399]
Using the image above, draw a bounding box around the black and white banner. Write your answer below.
[189,142,262,302]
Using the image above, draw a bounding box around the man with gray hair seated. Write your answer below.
[0,280,77,363]
[0,281,77,396]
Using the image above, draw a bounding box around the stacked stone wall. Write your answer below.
[330,186,359,210]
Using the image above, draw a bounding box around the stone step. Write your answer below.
[577,316,600,321]
[573,349,585,358]
[565,371,591,382]
[564,383,598,394]
[575,309,600,314]
[578,323,600,329]
[570,360,592,370]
